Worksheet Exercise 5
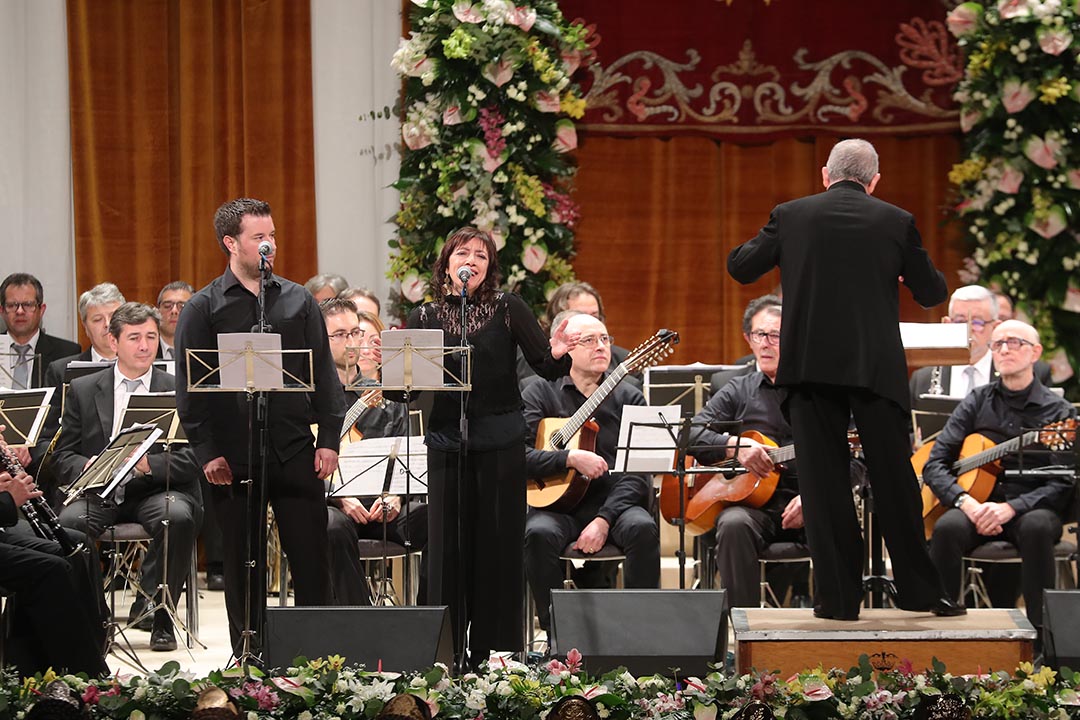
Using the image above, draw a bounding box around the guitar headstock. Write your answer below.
[624,329,680,373]
[1039,418,1077,451]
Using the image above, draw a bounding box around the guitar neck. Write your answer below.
[340,389,380,436]
[552,364,628,447]
[768,444,795,465]
[952,430,1039,475]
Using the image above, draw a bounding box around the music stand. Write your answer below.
[0,387,54,446]
[644,363,741,415]
[614,405,745,589]
[912,394,961,448]
[900,322,969,369]
[116,394,204,653]
[376,328,470,661]
[331,436,428,604]
[185,337,314,672]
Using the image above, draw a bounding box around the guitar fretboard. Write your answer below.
[550,365,628,448]
[952,430,1039,476]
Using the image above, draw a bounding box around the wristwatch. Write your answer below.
[954,492,970,509]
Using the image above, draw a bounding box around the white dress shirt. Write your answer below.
[948,351,993,398]
[112,367,154,437]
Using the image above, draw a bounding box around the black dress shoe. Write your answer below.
[929,597,967,617]
[150,626,177,651]
[813,608,859,621]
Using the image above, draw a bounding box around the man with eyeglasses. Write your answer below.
[923,320,1075,639]
[522,311,659,634]
[155,281,193,361]
[910,285,1051,402]
[687,295,814,607]
[1,273,80,393]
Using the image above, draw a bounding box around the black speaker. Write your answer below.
[265,606,453,671]
[1043,590,1080,668]
[549,590,727,677]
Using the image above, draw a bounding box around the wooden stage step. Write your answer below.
[732,608,1035,677]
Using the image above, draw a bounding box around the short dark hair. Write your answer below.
[339,286,382,315]
[157,280,194,305]
[214,198,272,255]
[319,297,359,320]
[742,294,782,335]
[1,273,44,305]
[545,281,606,329]
[430,227,501,302]
[108,302,161,338]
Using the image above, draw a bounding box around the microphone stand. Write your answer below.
[237,253,273,673]
[454,276,470,673]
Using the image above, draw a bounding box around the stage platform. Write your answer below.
[732,608,1035,677]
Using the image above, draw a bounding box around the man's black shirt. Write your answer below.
[175,266,346,468]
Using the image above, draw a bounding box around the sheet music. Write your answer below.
[380,329,446,389]
[899,322,967,349]
[218,332,284,390]
[333,436,428,497]
[0,387,55,445]
[614,404,681,473]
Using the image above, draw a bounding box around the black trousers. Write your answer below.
[326,501,429,605]
[786,385,943,618]
[0,528,109,677]
[428,445,525,663]
[58,490,200,627]
[524,504,659,630]
[714,506,807,608]
[215,445,330,656]
[930,507,1062,627]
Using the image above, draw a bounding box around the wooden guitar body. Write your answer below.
[527,416,600,512]
[916,433,1000,540]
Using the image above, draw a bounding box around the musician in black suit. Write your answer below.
[728,138,961,620]
[522,311,659,632]
[0,467,109,677]
[2,273,80,392]
[54,302,202,652]
[923,320,1075,632]
[43,282,126,388]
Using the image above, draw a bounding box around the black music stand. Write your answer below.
[613,406,745,589]
[0,387,54,447]
[644,363,740,414]
[186,337,314,672]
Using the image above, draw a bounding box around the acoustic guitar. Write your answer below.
[914,418,1076,539]
[310,386,383,448]
[526,329,680,512]
[660,430,862,536]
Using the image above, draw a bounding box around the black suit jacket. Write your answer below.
[44,349,92,390]
[28,332,81,388]
[52,367,201,503]
[910,359,1054,406]
[728,181,948,411]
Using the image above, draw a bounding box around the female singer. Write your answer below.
[399,226,578,668]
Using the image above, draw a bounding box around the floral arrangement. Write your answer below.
[8,654,1080,720]
[946,0,1080,395]
[388,0,593,321]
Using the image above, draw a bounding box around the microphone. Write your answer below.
[258,240,273,257]
[456,266,473,284]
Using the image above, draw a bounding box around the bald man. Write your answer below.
[923,320,1076,635]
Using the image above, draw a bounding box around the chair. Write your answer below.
[962,538,1077,608]
[758,541,813,608]
[100,522,199,647]
[558,542,626,589]
[356,538,422,606]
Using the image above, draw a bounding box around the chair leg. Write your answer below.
[563,560,576,590]
[965,563,992,608]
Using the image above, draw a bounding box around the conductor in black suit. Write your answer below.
[727,138,962,620]
[54,302,202,651]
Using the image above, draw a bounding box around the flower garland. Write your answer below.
[947,0,1080,394]
[8,655,1080,720]
[388,0,591,320]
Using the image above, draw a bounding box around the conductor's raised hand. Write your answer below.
[549,317,581,359]
[315,448,339,481]
[203,456,234,485]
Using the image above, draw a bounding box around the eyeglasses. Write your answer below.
[950,316,993,330]
[748,331,781,346]
[3,301,39,313]
[989,337,1035,352]
[159,300,186,312]
[579,334,614,348]
[328,328,364,342]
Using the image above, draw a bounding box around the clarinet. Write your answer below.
[0,437,83,556]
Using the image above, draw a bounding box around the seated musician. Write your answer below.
[686,295,807,608]
[522,311,659,633]
[53,302,203,652]
[0,464,109,677]
[320,298,428,605]
[924,319,1075,635]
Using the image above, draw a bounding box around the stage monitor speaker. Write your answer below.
[265,606,453,671]
[549,589,727,677]
[1042,590,1080,668]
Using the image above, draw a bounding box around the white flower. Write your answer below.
[298,712,313,720]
